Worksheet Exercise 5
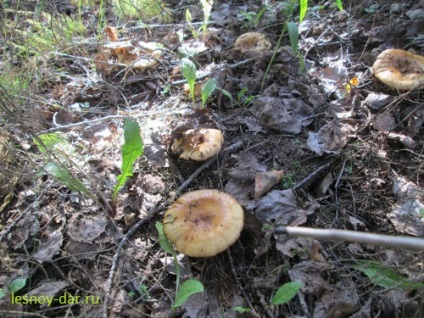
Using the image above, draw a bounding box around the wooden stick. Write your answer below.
[275,226,424,251]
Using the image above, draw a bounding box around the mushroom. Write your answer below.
[372,49,424,90]
[171,128,223,161]
[163,189,244,257]
[233,32,272,55]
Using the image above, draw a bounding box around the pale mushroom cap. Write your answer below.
[163,190,244,257]
[233,32,272,55]
[171,128,223,161]
[372,49,424,90]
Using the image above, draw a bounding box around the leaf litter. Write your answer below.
[0,1,423,317]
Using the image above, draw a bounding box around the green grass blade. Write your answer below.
[173,279,204,308]
[43,162,89,193]
[155,221,176,256]
[336,0,343,11]
[352,261,424,290]
[299,0,308,22]
[112,118,144,201]
[286,21,299,54]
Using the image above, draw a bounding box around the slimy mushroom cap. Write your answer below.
[163,189,244,257]
[372,49,424,90]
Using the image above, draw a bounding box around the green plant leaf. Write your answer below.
[286,21,299,54]
[336,0,343,11]
[218,88,233,101]
[181,58,197,101]
[0,289,5,298]
[155,221,176,255]
[233,306,251,313]
[199,0,213,27]
[185,9,192,24]
[299,0,308,22]
[271,282,302,305]
[112,119,144,201]
[9,278,27,293]
[201,78,217,108]
[352,261,424,290]
[43,162,88,193]
[173,279,204,308]
[34,133,69,153]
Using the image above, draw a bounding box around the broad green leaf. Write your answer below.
[271,282,302,305]
[336,0,343,11]
[201,78,217,108]
[9,278,27,293]
[299,0,308,22]
[173,279,204,308]
[155,221,176,255]
[286,21,299,54]
[43,162,88,193]
[181,58,197,101]
[34,133,69,153]
[112,119,143,200]
[352,261,424,290]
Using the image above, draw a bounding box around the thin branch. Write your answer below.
[176,141,244,194]
[275,226,424,251]
[102,204,165,318]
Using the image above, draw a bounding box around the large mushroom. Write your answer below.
[372,49,424,90]
[163,189,244,257]
[171,128,223,161]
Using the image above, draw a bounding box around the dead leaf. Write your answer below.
[254,170,284,199]
[254,189,315,225]
[33,230,63,263]
[313,279,360,318]
[289,260,333,295]
[251,97,314,134]
[104,26,118,41]
[307,120,354,155]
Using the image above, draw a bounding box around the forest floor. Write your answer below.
[0,0,423,317]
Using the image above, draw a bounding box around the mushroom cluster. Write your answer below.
[171,128,223,161]
[163,190,244,257]
[372,49,424,90]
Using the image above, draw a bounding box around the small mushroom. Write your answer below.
[233,32,272,55]
[163,189,244,257]
[372,49,424,90]
[171,128,223,161]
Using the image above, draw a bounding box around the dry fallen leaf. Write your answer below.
[254,170,284,199]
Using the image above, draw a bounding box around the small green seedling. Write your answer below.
[199,0,213,33]
[0,277,27,298]
[201,78,217,108]
[112,118,144,205]
[181,58,197,102]
[233,306,251,313]
[271,282,302,306]
[156,221,205,308]
[299,0,343,22]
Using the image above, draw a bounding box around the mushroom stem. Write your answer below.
[275,226,424,251]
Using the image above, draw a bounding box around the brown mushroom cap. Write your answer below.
[171,128,223,161]
[233,32,272,55]
[372,49,424,90]
[163,190,244,257]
